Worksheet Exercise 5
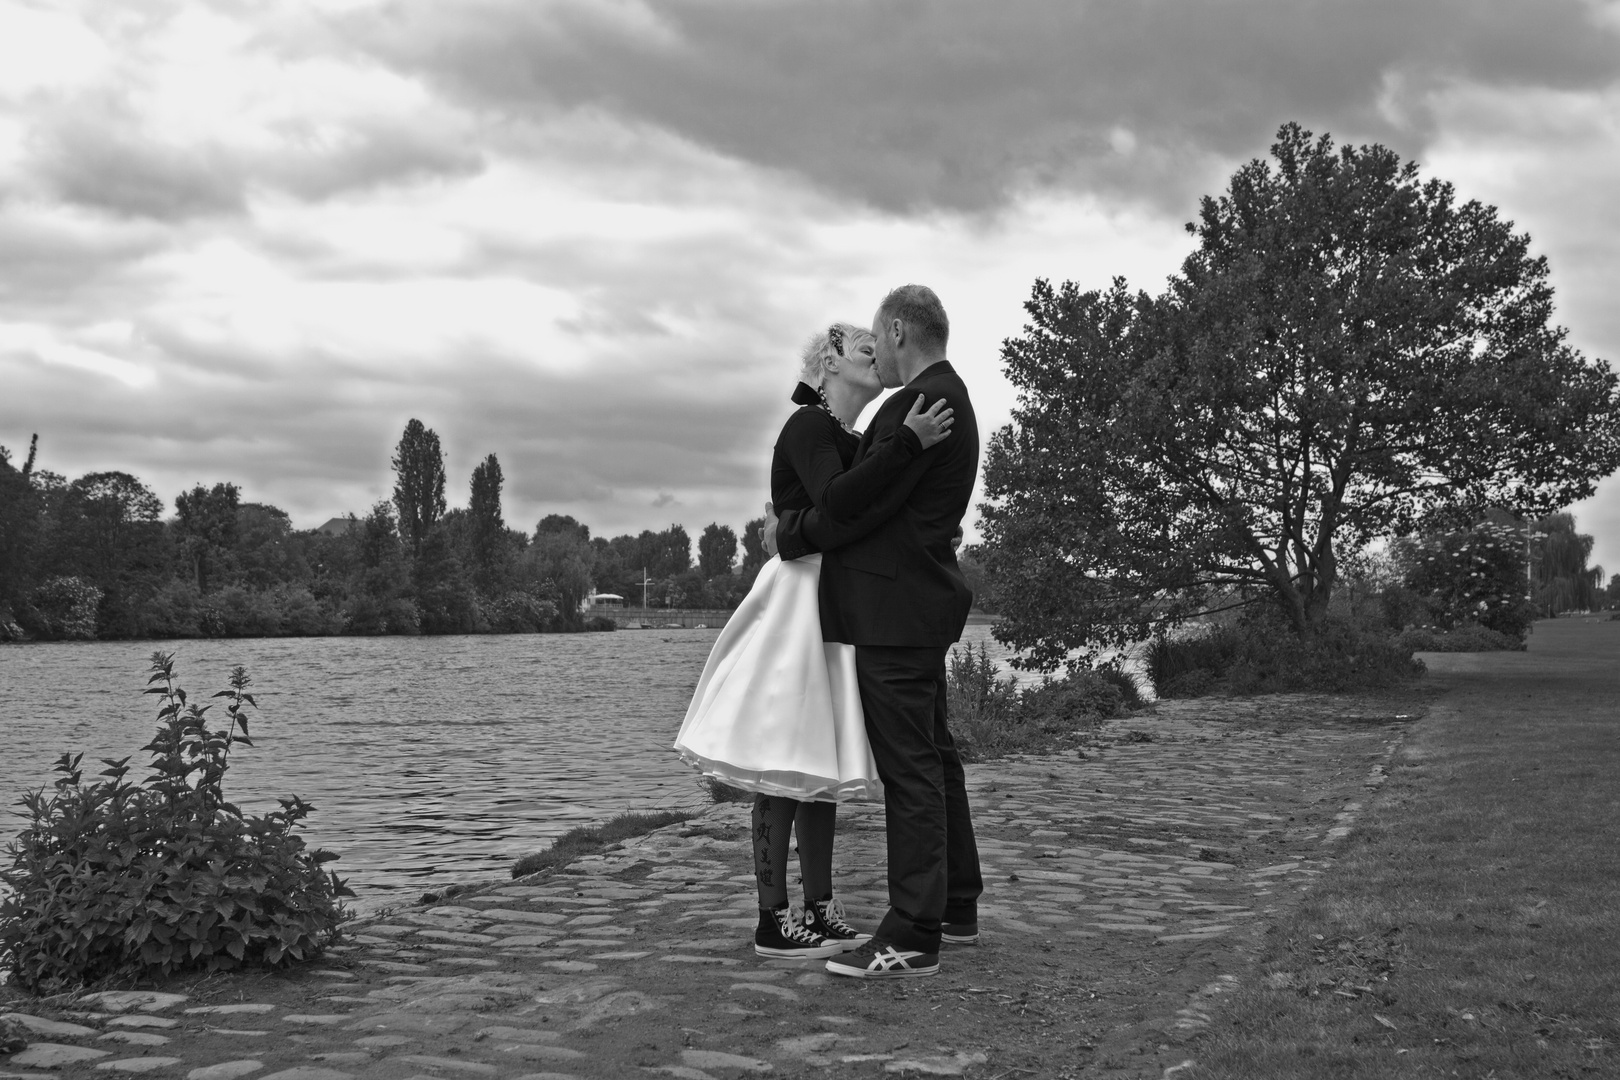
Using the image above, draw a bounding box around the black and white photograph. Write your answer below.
[2,1,1619,1077]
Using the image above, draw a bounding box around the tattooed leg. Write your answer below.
[752,793,796,909]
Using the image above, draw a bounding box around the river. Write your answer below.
[0,624,1016,908]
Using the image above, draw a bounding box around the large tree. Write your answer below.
[1531,513,1603,616]
[977,124,1620,669]
[468,453,506,592]
[525,527,594,628]
[391,419,446,555]
[47,472,168,635]
[174,482,241,593]
[698,522,738,578]
[0,435,41,621]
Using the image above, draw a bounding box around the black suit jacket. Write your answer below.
[776,360,978,647]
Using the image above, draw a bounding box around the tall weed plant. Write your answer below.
[947,643,1136,760]
[0,652,351,992]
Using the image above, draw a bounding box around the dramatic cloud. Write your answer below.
[348,0,1620,212]
[3,0,1619,567]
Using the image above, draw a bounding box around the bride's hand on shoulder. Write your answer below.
[903,394,954,449]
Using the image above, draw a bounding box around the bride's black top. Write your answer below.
[770,382,922,520]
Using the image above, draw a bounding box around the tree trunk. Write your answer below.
[1302,542,1338,634]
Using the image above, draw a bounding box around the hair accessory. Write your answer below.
[827,324,845,357]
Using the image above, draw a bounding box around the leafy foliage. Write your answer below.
[0,429,751,639]
[20,575,103,640]
[0,435,42,624]
[1392,521,1535,638]
[468,453,509,593]
[1393,624,1524,653]
[740,516,768,576]
[698,523,738,578]
[1529,512,1604,616]
[0,653,351,992]
[976,123,1620,670]
[174,482,241,593]
[1145,614,1425,699]
[392,418,447,555]
[945,643,1136,760]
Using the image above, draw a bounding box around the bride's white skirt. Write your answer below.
[673,554,882,802]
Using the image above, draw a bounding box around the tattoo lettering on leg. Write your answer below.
[758,867,774,886]
[756,821,772,843]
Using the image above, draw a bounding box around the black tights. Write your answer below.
[752,794,836,909]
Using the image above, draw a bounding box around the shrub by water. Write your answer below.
[0,652,351,992]
[946,642,1138,760]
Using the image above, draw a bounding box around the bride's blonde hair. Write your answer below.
[799,322,874,387]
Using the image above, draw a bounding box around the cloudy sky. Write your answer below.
[4,0,1620,570]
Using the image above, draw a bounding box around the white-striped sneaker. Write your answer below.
[825,938,939,979]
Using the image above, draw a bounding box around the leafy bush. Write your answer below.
[1394,523,1536,639]
[214,585,283,637]
[139,579,204,637]
[0,652,351,992]
[18,575,102,640]
[484,590,557,633]
[1394,623,1526,653]
[1147,614,1425,699]
[947,642,1132,760]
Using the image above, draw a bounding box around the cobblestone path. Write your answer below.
[2,696,1414,1079]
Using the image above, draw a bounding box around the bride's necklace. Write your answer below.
[815,386,857,434]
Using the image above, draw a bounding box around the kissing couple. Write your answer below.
[674,283,982,979]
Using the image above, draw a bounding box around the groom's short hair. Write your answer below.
[878,284,949,354]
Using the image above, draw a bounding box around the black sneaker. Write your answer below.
[801,896,871,951]
[755,904,844,959]
[941,921,979,945]
[825,937,939,979]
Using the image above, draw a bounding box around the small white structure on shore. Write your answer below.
[581,593,625,611]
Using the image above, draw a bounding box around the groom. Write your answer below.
[769,284,983,978]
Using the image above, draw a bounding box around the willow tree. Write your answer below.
[1532,513,1603,615]
[977,124,1620,670]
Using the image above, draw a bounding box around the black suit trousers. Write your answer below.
[857,644,983,953]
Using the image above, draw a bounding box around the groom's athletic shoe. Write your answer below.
[825,938,939,979]
[755,904,843,959]
[802,896,871,951]
[941,921,979,945]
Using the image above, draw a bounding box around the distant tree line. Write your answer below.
[0,422,769,642]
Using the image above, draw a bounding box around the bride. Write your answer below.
[674,322,952,958]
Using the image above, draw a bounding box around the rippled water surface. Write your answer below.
[0,625,1010,906]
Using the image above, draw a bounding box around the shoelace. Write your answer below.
[778,906,824,944]
[813,897,860,936]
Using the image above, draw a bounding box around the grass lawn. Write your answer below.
[1195,617,1620,1079]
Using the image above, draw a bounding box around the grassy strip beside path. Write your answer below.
[509,809,696,877]
[1197,618,1620,1079]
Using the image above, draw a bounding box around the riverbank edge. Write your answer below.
[0,691,1433,1080]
